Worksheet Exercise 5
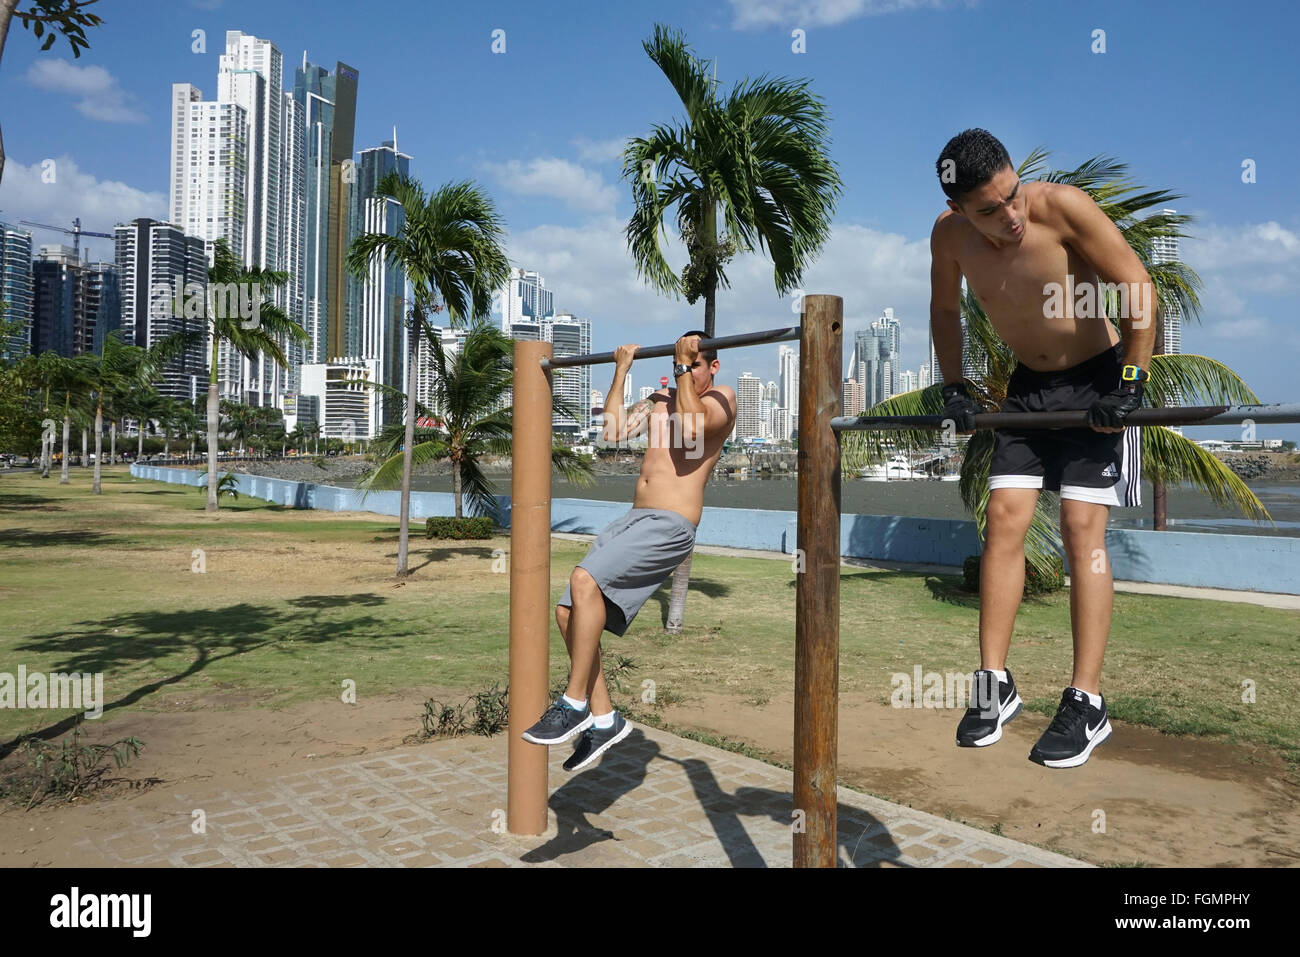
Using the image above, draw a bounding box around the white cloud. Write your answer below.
[24,60,147,124]
[481,158,619,214]
[574,136,632,164]
[0,155,166,260]
[501,215,933,381]
[728,0,961,29]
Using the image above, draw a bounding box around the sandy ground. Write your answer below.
[1,683,1295,868]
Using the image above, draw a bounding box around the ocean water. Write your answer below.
[383,472,1300,539]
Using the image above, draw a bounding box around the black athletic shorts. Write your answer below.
[988,343,1142,507]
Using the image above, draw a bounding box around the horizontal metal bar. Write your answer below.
[831,403,1300,432]
[539,325,801,370]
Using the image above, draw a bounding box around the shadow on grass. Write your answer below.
[519,730,903,867]
[0,593,396,759]
[924,576,981,608]
[0,528,115,548]
[647,577,731,627]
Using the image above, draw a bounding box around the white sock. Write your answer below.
[592,710,616,730]
[562,694,588,711]
[1072,687,1102,709]
[986,668,1008,682]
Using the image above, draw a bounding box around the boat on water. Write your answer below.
[859,454,929,481]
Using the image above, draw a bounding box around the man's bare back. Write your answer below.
[932,179,1122,372]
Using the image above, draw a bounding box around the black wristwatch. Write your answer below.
[673,362,691,378]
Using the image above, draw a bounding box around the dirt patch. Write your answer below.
[657,690,1300,867]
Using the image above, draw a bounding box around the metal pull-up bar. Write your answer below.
[832,403,1300,432]
[539,325,802,369]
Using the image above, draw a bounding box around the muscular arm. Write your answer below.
[605,395,651,443]
[929,214,966,384]
[1056,185,1158,370]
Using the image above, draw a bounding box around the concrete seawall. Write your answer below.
[133,465,1300,596]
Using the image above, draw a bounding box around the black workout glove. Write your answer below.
[940,382,982,433]
[1088,380,1143,429]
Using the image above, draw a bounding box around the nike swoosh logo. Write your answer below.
[1085,720,1104,740]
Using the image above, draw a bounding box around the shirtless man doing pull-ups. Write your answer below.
[521,331,737,771]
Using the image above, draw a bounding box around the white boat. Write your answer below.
[860,455,928,481]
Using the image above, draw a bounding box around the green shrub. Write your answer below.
[425,516,494,540]
[962,552,1066,596]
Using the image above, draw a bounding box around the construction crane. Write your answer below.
[18,217,113,261]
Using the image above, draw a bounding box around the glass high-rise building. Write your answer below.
[1,222,34,359]
[735,372,763,440]
[353,136,412,428]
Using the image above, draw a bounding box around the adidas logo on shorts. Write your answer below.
[1100,464,1119,478]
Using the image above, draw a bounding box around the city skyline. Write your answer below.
[0,1,1296,440]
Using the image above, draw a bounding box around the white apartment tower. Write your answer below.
[736,372,763,440]
[500,269,554,332]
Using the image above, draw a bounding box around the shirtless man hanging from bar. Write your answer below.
[521,331,737,771]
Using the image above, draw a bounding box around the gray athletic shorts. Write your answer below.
[557,508,698,637]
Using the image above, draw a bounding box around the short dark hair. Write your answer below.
[682,329,718,363]
[936,129,1013,203]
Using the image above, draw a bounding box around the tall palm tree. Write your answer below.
[842,150,1267,577]
[623,22,843,631]
[346,173,512,577]
[202,237,309,512]
[360,320,594,519]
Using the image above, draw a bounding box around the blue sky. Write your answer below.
[1,0,1297,439]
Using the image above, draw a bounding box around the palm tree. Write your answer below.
[202,237,309,512]
[56,354,94,483]
[346,173,512,577]
[360,321,594,521]
[623,22,842,631]
[82,332,170,494]
[842,150,1267,577]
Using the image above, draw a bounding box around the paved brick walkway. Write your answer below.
[76,723,1087,868]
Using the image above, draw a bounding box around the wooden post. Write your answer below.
[508,340,553,834]
[794,294,843,868]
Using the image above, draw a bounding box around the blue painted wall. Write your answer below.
[132,465,1299,595]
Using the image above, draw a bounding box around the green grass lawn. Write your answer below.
[1,468,1297,768]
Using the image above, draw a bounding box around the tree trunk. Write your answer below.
[1153,479,1167,531]
[396,317,420,576]
[40,429,50,478]
[93,404,103,494]
[664,554,693,633]
[138,423,144,459]
[81,428,88,469]
[666,200,718,632]
[207,383,219,511]
[110,421,116,465]
[452,457,463,519]
[60,415,70,483]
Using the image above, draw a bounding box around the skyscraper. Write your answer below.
[294,54,359,364]
[547,313,592,433]
[1150,208,1182,405]
[0,222,34,359]
[500,269,553,332]
[353,136,412,427]
[114,218,209,402]
[736,372,762,440]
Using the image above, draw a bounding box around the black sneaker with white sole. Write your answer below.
[955,668,1024,747]
[562,713,633,771]
[1028,687,1112,769]
[521,699,593,745]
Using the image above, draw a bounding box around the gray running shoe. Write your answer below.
[563,713,633,771]
[521,699,593,745]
